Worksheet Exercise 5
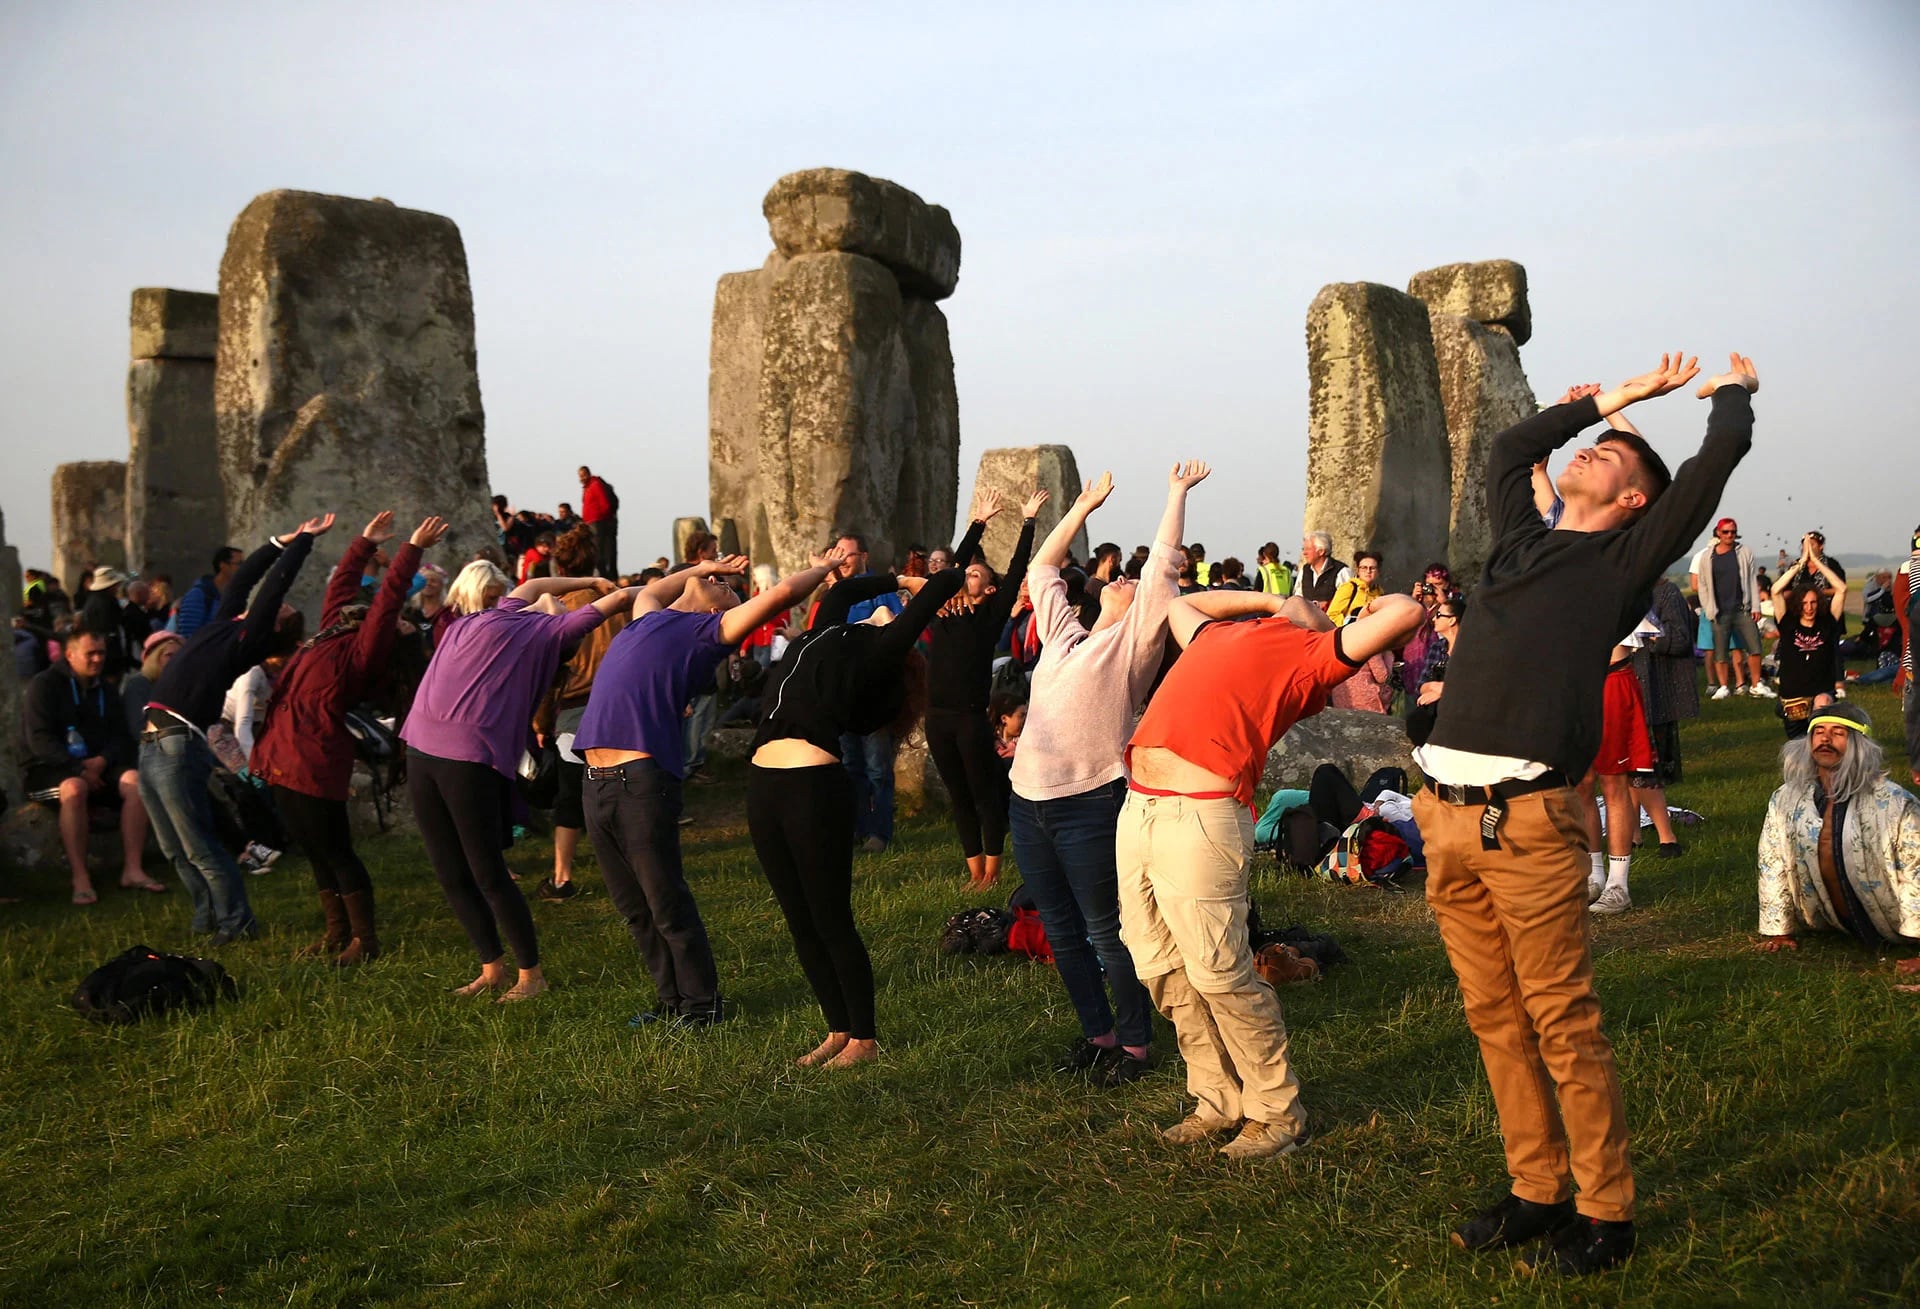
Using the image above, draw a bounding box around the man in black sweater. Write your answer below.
[1413,353,1758,1276]
[139,513,332,943]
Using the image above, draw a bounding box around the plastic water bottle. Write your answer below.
[66,727,86,760]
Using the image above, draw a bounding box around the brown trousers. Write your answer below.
[1416,786,1635,1222]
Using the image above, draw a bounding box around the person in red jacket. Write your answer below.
[252,511,451,963]
[579,465,619,579]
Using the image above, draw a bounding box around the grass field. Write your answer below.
[2,683,1916,1306]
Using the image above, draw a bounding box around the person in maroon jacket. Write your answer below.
[252,512,451,964]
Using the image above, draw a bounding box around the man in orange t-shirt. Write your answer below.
[1121,588,1424,1159]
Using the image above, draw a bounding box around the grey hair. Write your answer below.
[1780,730,1885,804]
[1307,530,1333,555]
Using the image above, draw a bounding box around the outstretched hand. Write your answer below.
[1076,472,1116,512]
[1555,383,1602,405]
[361,511,396,544]
[294,513,337,538]
[809,543,853,573]
[975,487,1007,522]
[698,553,750,578]
[410,516,450,549]
[1021,489,1051,520]
[1616,352,1701,404]
[1695,352,1759,398]
[1169,460,1211,491]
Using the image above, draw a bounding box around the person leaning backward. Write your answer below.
[1415,352,1759,1276]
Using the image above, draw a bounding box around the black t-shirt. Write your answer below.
[1776,611,1844,699]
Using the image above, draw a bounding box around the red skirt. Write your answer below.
[1592,664,1655,776]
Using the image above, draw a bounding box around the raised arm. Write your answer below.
[1035,474,1111,569]
[1154,460,1209,552]
[353,517,444,670]
[1491,401,1604,541]
[1619,356,1759,587]
[325,512,391,629]
[1335,593,1427,665]
[510,574,612,605]
[719,548,847,646]
[871,568,965,660]
[237,529,320,660]
[1166,590,1286,649]
[634,554,750,619]
[980,511,1041,632]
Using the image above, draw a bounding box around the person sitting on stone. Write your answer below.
[1326,551,1384,626]
[1755,703,1920,970]
[24,628,167,904]
[1296,531,1350,608]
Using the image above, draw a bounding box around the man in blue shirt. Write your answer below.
[171,545,241,638]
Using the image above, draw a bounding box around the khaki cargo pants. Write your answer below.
[1116,791,1305,1133]
[1416,786,1635,1221]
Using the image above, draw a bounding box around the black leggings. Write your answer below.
[407,749,540,969]
[1309,763,1364,830]
[552,757,585,830]
[272,786,372,896]
[746,762,874,1040]
[925,708,1009,858]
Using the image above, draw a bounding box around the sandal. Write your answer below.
[72,887,99,906]
[120,876,169,894]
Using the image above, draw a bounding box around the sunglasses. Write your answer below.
[1715,528,1737,536]
[1436,611,1459,620]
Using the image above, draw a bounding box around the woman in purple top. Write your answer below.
[575,549,843,1028]
[403,560,638,1002]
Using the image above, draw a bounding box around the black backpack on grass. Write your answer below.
[72,945,237,1024]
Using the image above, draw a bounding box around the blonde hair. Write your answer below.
[447,559,509,616]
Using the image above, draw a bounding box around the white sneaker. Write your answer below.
[1589,885,1632,916]
[1587,871,1606,904]
[244,842,282,875]
[1710,686,1732,701]
[1749,682,1777,699]
[1834,687,1848,699]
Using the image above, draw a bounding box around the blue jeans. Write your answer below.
[684,693,719,771]
[840,729,894,845]
[1009,779,1153,1048]
[138,733,255,935]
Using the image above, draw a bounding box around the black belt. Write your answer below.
[1430,771,1571,852]
[141,725,192,743]
[1431,771,1570,807]
[586,760,652,780]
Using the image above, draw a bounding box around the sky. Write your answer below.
[2,1,1916,579]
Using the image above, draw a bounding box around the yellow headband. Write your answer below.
[1807,713,1867,734]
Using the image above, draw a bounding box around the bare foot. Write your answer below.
[497,970,549,1004]
[824,1038,880,1069]
[797,1033,850,1067]
[1894,957,1920,977]
[119,872,168,894]
[453,963,511,997]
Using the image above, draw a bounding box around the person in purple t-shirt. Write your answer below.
[576,547,847,1028]
[403,560,639,1003]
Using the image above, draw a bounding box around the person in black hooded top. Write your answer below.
[748,550,967,1070]
[924,486,1047,891]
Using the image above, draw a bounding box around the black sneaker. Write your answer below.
[1657,841,1684,859]
[537,878,579,901]
[1521,1216,1636,1276]
[1451,1193,1577,1251]
[1055,1040,1121,1075]
[1099,1052,1153,1087]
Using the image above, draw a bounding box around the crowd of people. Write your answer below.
[10,349,1920,1279]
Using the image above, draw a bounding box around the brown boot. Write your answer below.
[295,890,350,960]
[334,890,380,966]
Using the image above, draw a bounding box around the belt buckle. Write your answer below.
[1438,782,1470,806]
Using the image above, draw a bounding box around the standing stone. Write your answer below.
[672,516,711,564]
[708,253,785,568]
[969,446,1086,568]
[757,251,916,574]
[1406,260,1531,346]
[1423,312,1538,580]
[1304,283,1451,592]
[0,509,22,808]
[710,170,963,579]
[764,168,961,300]
[126,289,226,589]
[214,190,492,619]
[714,517,741,557]
[50,461,129,595]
